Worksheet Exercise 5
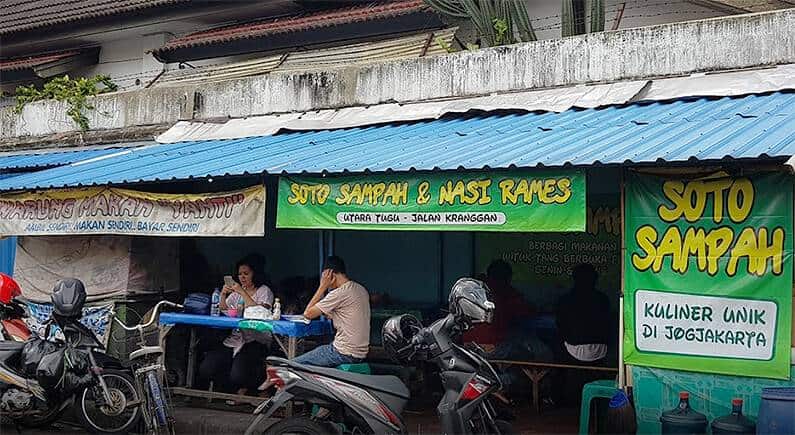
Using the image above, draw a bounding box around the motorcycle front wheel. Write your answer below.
[77,369,141,433]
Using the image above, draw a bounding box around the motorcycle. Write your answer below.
[0,272,31,342]
[0,278,141,432]
[0,273,127,368]
[245,278,512,435]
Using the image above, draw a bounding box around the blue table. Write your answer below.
[159,312,332,338]
[158,313,333,390]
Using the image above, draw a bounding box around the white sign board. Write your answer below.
[0,185,266,237]
[635,290,777,360]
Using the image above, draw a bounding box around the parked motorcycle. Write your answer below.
[0,272,31,342]
[245,278,512,435]
[0,278,140,432]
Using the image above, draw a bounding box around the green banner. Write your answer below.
[624,172,793,379]
[476,193,620,307]
[276,170,586,232]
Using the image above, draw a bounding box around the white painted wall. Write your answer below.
[4,9,791,140]
[73,33,173,91]
[57,0,728,93]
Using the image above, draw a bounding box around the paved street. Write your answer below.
[3,401,580,434]
[3,406,260,434]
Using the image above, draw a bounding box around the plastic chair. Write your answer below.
[578,379,618,434]
[337,363,371,375]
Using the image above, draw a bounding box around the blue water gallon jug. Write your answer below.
[757,387,795,435]
[661,392,708,434]
[711,399,755,434]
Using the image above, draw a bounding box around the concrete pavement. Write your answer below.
[2,405,270,435]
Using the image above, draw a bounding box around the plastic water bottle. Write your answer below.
[272,298,281,320]
[211,288,221,316]
[237,298,245,318]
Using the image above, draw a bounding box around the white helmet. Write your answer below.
[449,278,494,325]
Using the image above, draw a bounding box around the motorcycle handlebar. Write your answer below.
[112,300,181,331]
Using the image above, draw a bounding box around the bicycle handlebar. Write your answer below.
[112,300,182,331]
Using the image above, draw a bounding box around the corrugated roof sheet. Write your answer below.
[276,27,456,72]
[0,144,147,171]
[0,0,188,35]
[0,92,792,192]
[152,0,430,55]
[155,28,456,87]
[0,50,80,72]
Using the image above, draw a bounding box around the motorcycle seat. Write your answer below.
[269,357,410,399]
[0,341,25,352]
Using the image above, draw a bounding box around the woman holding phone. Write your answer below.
[198,254,274,401]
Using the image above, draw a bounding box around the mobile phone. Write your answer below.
[223,275,235,287]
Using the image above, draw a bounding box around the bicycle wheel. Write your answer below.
[145,369,172,432]
[77,369,141,433]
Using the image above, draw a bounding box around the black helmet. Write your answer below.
[51,278,87,318]
[382,314,422,363]
[449,278,494,325]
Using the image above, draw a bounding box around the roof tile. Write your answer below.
[0,50,80,72]
[0,0,188,35]
[154,0,429,54]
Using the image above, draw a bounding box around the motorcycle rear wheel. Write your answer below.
[264,416,339,435]
[77,369,141,433]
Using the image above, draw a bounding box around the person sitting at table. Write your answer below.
[555,263,610,364]
[463,259,536,358]
[198,254,274,401]
[553,263,612,406]
[295,256,371,367]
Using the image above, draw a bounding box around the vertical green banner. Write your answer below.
[624,172,792,379]
[276,170,586,232]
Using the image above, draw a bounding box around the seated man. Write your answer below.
[554,263,612,406]
[555,263,611,364]
[296,256,371,367]
[464,259,537,359]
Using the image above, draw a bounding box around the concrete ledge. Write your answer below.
[2,9,794,145]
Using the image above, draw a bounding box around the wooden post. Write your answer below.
[619,169,627,388]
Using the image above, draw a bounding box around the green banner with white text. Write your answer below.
[624,171,792,379]
[276,170,586,232]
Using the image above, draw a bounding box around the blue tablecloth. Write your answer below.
[159,313,332,337]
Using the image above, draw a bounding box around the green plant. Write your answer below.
[435,36,456,53]
[426,0,605,46]
[424,0,536,47]
[13,74,118,130]
[493,17,509,45]
[562,0,604,37]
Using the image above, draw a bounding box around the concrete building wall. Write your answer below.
[4,1,729,97]
[2,9,793,145]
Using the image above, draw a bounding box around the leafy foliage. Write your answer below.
[425,0,536,47]
[425,0,605,47]
[13,75,118,130]
[435,36,456,53]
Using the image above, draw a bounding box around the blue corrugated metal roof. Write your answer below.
[0,144,147,171]
[0,92,793,192]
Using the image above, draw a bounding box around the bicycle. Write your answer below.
[112,301,182,435]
